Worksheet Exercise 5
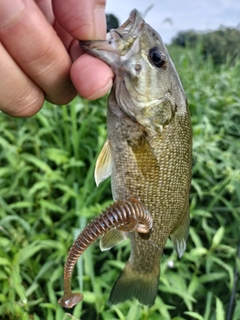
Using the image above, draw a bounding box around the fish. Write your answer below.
[80,9,192,306]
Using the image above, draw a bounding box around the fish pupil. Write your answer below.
[149,47,166,68]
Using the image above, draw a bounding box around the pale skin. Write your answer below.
[0,0,114,117]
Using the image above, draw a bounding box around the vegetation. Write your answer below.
[172,27,240,66]
[106,14,119,32]
[0,43,240,320]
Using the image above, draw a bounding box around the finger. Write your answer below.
[0,0,77,105]
[0,43,44,117]
[35,0,54,25]
[71,54,113,99]
[53,0,113,99]
[53,0,107,40]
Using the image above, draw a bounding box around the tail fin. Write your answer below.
[109,261,159,306]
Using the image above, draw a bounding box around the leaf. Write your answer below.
[211,226,225,247]
[154,296,174,319]
[107,260,126,270]
[44,148,69,165]
[126,302,140,320]
[0,167,15,177]
[190,247,208,257]
[211,256,234,288]
[189,227,203,248]
[25,282,39,298]
[0,215,31,233]
[0,270,8,280]
[29,181,50,196]
[0,257,10,266]
[233,299,240,320]
[187,275,200,295]
[12,264,27,303]
[39,199,65,213]
[0,237,10,248]
[199,272,226,283]
[184,312,204,320]
[81,291,96,303]
[21,153,53,174]
[204,291,213,320]
[216,297,225,320]
[14,242,46,264]
[110,306,126,320]
[34,260,56,281]
[9,201,33,209]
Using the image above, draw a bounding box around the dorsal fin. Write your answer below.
[94,140,112,186]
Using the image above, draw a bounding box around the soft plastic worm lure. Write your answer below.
[58,196,153,308]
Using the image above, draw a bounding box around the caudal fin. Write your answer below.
[109,261,159,306]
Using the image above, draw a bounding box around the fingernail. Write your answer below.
[94,7,106,40]
[0,0,25,29]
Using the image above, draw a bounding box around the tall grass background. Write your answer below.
[0,43,240,320]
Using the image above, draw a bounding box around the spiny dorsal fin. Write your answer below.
[100,229,127,251]
[94,140,112,187]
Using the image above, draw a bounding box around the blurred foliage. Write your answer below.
[1,42,240,320]
[172,27,240,66]
[106,14,119,32]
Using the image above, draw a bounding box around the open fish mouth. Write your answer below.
[107,9,144,40]
[79,9,144,64]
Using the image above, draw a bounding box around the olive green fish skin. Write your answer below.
[81,9,192,306]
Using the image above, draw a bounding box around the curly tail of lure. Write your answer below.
[58,196,153,308]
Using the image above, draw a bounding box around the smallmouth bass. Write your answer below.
[81,9,192,306]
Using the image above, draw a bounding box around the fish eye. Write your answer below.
[148,47,166,68]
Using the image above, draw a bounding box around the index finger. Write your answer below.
[53,0,107,40]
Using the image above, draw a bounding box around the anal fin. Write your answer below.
[170,211,190,258]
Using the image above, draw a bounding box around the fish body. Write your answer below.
[81,9,192,306]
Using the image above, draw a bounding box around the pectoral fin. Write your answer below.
[100,229,127,251]
[94,140,112,186]
[170,211,190,258]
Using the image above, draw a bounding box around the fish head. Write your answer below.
[80,9,186,133]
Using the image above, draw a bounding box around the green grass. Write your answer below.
[0,46,240,319]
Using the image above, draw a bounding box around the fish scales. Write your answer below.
[81,9,192,306]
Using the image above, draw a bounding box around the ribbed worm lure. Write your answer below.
[58,196,153,308]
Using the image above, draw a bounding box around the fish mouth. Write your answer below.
[110,9,143,40]
[79,9,144,67]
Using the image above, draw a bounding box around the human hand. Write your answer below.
[0,0,113,117]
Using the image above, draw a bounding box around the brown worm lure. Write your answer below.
[58,196,153,308]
